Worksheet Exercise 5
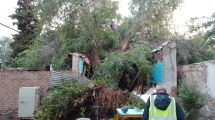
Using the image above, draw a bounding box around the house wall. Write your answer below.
[162,41,177,94]
[178,60,215,119]
[179,60,215,97]
[206,61,215,98]
[0,70,50,120]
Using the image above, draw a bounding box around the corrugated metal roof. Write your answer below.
[49,71,89,87]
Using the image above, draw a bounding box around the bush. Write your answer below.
[127,93,145,109]
[178,81,204,120]
[34,82,92,120]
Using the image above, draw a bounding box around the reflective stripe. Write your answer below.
[171,97,175,118]
[151,116,175,120]
[151,95,155,117]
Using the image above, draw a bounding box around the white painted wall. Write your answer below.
[180,60,215,99]
[162,42,177,93]
[206,61,215,98]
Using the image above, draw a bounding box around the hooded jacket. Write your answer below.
[143,93,185,120]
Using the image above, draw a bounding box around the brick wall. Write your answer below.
[0,70,50,120]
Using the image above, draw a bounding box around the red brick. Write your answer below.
[0,71,51,120]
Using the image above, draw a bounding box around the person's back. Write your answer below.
[143,86,185,120]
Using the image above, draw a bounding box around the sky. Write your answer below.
[0,0,17,38]
[1,0,215,38]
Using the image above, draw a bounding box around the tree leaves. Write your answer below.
[0,37,12,66]
[129,0,182,42]
[9,0,41,59]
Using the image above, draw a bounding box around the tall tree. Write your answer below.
[10,0,41,58]
[129,0,182,43]
[187,13,215,50]
[38,0,120,69]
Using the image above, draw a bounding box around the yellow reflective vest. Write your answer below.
[149,95,177,120]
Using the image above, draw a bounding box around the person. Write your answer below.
[143,85,185,120]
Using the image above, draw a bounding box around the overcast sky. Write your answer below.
[1,0,215,38]
[0,0,17,38]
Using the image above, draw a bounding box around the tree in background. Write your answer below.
[16,30,59,70]
[61,0,120,68]
[26,0,120,69]
[129,0,182,44]
[188,13,215,50]
[174,13,215,65]
[14,0,185,70]
[202,13,215,50]
[0,37,12,67]
[173,34,215,65]
[10,0,41,59]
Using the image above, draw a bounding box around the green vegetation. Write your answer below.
[129,0,182,42]
[34,82,90,120]
[8,0,213,69]
[127,93,145,109]
[14,0,120,70]
[173,34,215,65]
[94,46,153,89]
[0,37,12,68]
[178,81,204,120]
[9,0,41,60]
[7,0,215,119]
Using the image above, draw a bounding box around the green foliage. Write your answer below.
[178,81,204,120]
[202,13,215,49]
[10,0,41,59]
[15,30,59,70]
[187,13,215,50]
[16,40,49,70]
[34,82,89,120]
[127,93,145,109]
[22,0,121,69]
[119,18,133,40]
[94,79,111,87]
[0,37,12,67]
[94,45,152,88]
[173,34,215,65]
[129,0,182,42]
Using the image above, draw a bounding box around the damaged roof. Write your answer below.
[152,41,175,53]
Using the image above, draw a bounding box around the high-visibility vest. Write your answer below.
[149,95,177,120]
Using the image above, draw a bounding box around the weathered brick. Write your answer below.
[0,70,51,120]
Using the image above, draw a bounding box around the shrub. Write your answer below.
[127,93,145,109]
[34,82,92,120]
[178,81,204,120]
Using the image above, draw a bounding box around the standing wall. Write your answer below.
[0,70,50,120]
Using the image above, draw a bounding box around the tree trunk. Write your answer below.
[91,47,100,69]
[120,38,130,52]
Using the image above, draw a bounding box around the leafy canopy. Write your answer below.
[173,34,215,65]
[94,45,153,88]
[129,0,182,42]
[20,0,121,69]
